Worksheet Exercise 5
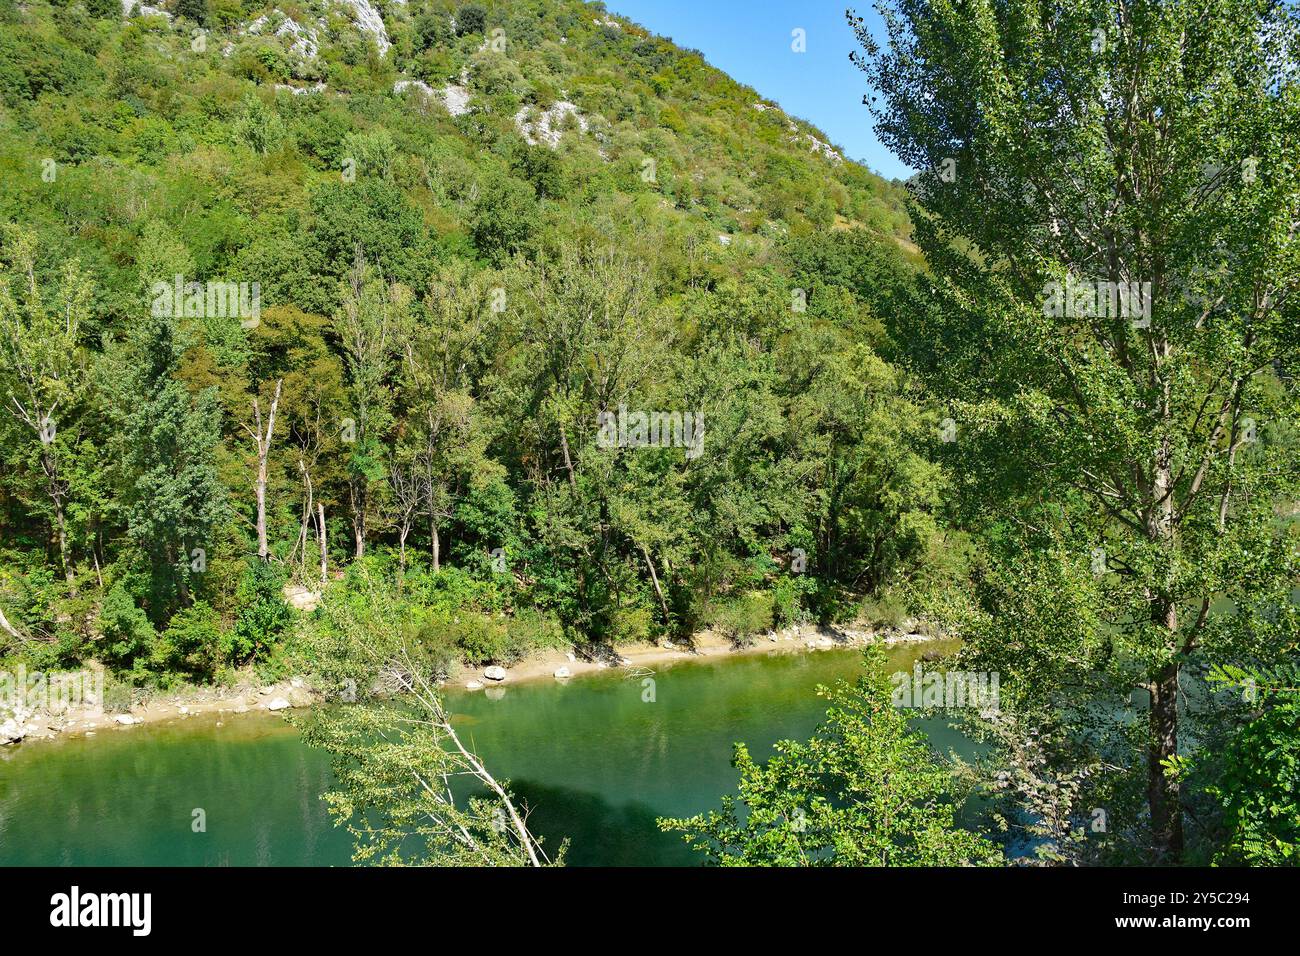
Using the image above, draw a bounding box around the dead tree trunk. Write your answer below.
[243,379,283,562]
[641,544,671,627]
[317,502,328,586]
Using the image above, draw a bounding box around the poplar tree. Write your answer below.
[851,0,1300,860]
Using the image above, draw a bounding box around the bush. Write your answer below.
[455,4,486,37]
[703,591,774,644]
[506,607,566,655]
[468,170,537,263]
[223,561,294,664]
[772,575,813,628]
[443,611,509,665]
[98,582,156,671]
[858,590,910,631]
[606,603,652,646]
[155,601,221,680]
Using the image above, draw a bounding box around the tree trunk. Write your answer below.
[0,604,26,642]
[51,489,75,592]
[350,480,367,559]
[39,444,76,595]
[559,424,577,486]
[317,502,328,586]
[641,544,671,627]
[1148,600,1184,862]
[1147,435,1184,863]
[431,519,441,573]
[248,380,282,562]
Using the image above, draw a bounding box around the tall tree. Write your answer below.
[0,227,92,592]
[111,222,227,617]
[851,0,1300,860]
[401,260,497,572]
[334,250,408,560]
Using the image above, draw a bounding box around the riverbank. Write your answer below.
[2,621,949,746]
[459,622,943,689]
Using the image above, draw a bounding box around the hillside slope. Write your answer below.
[0,0,942,683]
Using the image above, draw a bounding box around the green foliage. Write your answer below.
[1208,694,1300,865]
[455,4,486,37]
[155,600,221,680]
[660,648,1003,866]
[225,560,293,664]
[702,591,774,644]
[98,581,157,673]
[851,0,1300,862]
[468,169,537,263]
[174,0,209,26]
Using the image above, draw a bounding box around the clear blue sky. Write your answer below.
[601,0,911,181]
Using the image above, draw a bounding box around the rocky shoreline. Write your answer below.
[2,621,948,747]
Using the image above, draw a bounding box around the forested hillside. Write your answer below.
[0,0,940,684]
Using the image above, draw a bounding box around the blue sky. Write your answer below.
[601,0,911,181]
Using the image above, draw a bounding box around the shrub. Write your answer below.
[155,601,221,680]
[606,603,653,646]
[772,575,813,628]
[98,582,157,671]
[858,590,910,631]
[703,592,774,644]
[224,561,294,664]
[455,4,486,37]
[443,611,509,665]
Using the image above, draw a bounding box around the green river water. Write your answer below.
[0,641,970,867]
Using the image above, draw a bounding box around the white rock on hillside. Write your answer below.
[394,78,435,98]
[483,665,507,682]
[246,14,321,61]
[441,85,472,116]
[266,698,291,711]
[515,101,587,149]
[121,0,172,19]
[553,666,571,679]
[340,0,390,56]
[274,82,326,96]
[244,1,391,61]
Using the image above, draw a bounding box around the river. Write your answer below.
[0,641,972,866]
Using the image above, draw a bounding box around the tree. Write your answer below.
[469,170,538,264]
[455,4,487,37]
[298,580,562,866]
[850,0,1300,861]
[0,227,92,592]
[242,378,282,562]
[111,222,227,618]
[333,250,409,560]
[401,259,498,572]
[660,647,1002,866]
[175,0,208,26]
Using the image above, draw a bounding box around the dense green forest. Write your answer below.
[0,0,940,685]
[2,0,1298,868]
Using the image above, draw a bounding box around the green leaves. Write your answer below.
[661,648,1003,866]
